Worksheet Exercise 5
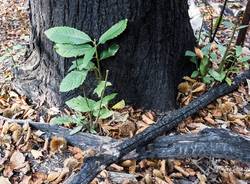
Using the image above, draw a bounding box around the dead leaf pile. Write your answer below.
[0,122,84,184]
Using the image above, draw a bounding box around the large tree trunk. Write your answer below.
[13,0,195,112]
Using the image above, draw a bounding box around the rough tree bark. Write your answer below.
[13,0,195,112]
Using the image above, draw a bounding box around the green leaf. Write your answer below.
[55,44,92,58]
[208,69,226,82]
[13,44,24,51]
[201,43,211,56]
[69,60,95,72]
[237,25,249,30]
[217,44,227,56]
[101,93,117,106]
[202,75,214,84]
[94,93,117,110]
[225,77,232,86]
[90,127,97,134]
[199,56,209,76]
[45,26,92,44]
[98,19,128,44]
[66,96,96,112]
[78,47,96,70]
[68,62,77,72]
[100,44,119,60]
[191,57,198,65]
[70,125,84,135]
[60,70,88,92]
[239,56,250,63]
[222,21,234,29]
[185,50,196,57]
[50,116,74,126]
[0,54,11,62]
[94,81,112,98]
[112,100,126,110]
[210,52,217,61]
[244,62,249,69]
[235,46,243,57]
[191,71,199,78]
[93,108,114,119]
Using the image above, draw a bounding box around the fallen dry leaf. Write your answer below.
[195,47,204,59]
[197,172,207,184]
[178,82,191,94]
[247,79,250,95]
[153,169,164,179]
[47,171,61,182]
[0,176,11,184]
[144,173,153,184]
[49,136,67,153]
[142,114,155,125]
[64,157,79,171]
[192,83,206,93]
[10,150,25,169]
[20,175,32,184]
[52,167,69,184]
[31,149,43,159]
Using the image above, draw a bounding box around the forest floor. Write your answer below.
[0,0,250,184]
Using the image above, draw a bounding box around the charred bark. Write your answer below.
[71,69,250,184]
[7,69,250,183]
[6,116,250,163]
[127,128,250,162]
[13,0,195,112]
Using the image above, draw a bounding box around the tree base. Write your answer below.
[12,50,63,107]
[23,0,196,112]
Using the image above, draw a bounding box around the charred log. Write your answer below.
[6,69,250,183]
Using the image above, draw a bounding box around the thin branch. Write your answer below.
[236,0,250,46]
[210,0,228,43]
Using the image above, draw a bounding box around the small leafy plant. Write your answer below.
[45,19,128,134]
[186,20,250,85]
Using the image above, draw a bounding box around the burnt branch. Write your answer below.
[1,70,250,184]
[71,70,250,184]
[124,128,250,162]
[0,116,116,151]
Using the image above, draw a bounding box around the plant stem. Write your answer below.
[197,16,205,45]
[94,70,109,125]
[218,24,237,72]
[209,16,213,41]
[93,40,103,80]
[82,87,93,128]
